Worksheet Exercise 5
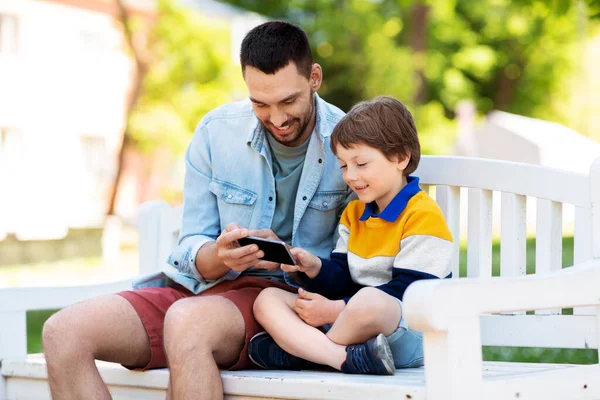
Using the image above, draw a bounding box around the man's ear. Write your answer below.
[310,63,322,91]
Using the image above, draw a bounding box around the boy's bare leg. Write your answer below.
[326,287,401,345]
[164,295,245,400]
[253,288,347,369]
[43,295,152,400]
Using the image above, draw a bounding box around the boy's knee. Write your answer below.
[345,288,392,322]
[253,287,287,323]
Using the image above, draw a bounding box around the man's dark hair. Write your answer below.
[240,21,313,78]
[330,96,421,176]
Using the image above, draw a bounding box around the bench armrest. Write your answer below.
[0,279,134,360]
[404,259,600,332]
[0,279,134,313]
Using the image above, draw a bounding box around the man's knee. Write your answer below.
[164,296,243,359]
[43,308,84,359]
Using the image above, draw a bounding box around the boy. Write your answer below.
[248,96,454,375]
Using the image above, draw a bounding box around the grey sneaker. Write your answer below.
[341,333,396,375]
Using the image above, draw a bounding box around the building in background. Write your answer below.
[0,0,261,246]
[0,0,153,242]
[453,108,600,237]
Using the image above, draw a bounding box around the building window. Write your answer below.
[0,14,19,55]
[80,135,112,179]
[0,127,22,153]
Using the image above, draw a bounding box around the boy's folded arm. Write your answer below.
[298,252,355,298]
[375,268,441,300]
[376,232,455,300]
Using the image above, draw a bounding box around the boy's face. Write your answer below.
[336,143,409,212]
[244,62,322,148]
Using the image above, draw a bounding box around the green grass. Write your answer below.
[27,309,59,354]
[23,237,598,364]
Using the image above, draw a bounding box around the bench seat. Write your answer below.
[3,355,599,399]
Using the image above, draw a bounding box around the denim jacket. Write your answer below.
[133,93,353,294]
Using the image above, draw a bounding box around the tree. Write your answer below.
[219,0,595,152]
[108,0,245,215]
[107,0,151,216]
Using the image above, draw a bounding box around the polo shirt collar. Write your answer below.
[359,176,421,222]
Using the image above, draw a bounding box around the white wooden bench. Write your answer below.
[2,155,600,400]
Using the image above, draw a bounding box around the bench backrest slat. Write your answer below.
[574,206,595,316]
[500,193,527,279]
[534,199,563,316]
[466,188,493,278]
[436,185,461,279]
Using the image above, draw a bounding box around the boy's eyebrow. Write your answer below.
[337,155,368,162]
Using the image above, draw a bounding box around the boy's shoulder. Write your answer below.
[402,190,453,241]
[339,200,365,224]
[405,190,445,218]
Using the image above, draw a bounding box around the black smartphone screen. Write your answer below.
[237,236,296,265]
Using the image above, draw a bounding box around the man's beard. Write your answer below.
[264,92,315,146]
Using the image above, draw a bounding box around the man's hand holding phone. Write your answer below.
[280,248,322,278]
[245,229,286,271]
[215,223,265,273]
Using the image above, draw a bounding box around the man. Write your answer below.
[42,21,351,399]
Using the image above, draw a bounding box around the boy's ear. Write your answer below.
[397,151,411,171]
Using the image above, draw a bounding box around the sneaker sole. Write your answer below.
[248,331,269,369]
[375,333,396,375]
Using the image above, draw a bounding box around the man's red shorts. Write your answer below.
[118,276,296,371]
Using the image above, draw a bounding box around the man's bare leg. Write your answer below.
[164,295,245,400]
[43,295,151,400]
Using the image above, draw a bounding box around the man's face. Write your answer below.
[244,62,322,147]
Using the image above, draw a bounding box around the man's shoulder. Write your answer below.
[318,96,345,121]
[316,95,345,138]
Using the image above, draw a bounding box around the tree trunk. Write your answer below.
[409,2,430,105]
[494,65,521,111]
[106,0,149,217]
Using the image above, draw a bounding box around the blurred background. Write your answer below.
[0,0,599,361]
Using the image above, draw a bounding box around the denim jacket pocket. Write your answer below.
[298,190,347,249]
[209,179,258,228]
[307,190,347,211]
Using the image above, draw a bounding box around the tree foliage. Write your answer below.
[128,0,245,155]
[219,0,595,153]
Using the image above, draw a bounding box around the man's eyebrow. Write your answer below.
[279,93,298,103]
[249,97,265,104]
[249,93,299,105]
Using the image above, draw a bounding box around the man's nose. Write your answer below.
[270,109,288,127]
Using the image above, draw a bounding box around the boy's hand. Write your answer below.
[280,248,322,278]
[294,288,345,327]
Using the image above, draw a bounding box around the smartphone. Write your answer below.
[237,236,296,265]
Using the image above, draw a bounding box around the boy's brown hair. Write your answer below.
[330,96,420,175]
